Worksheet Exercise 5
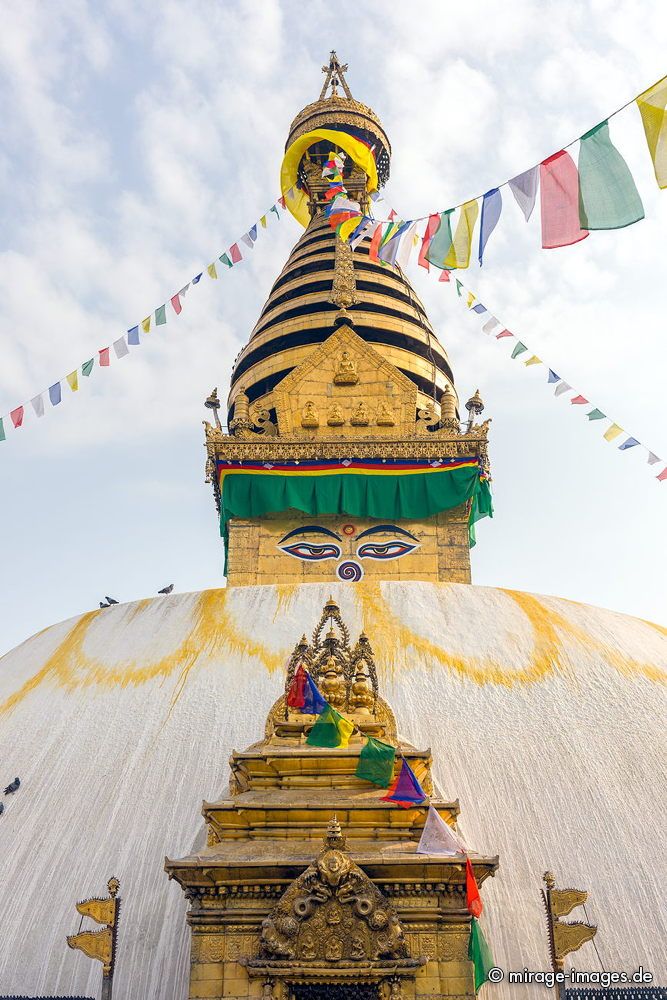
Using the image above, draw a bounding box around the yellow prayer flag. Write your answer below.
[336,713,355,748]
[466,292,476,308]
[603,423,623,442]
[525,355,541,367]
[444,200,479,269]
[260,215,267,228]
[66,371,79,391]
[338,216,361,241]
[141,317,151,333]
[207,263,218,279]
[637,77,667,189]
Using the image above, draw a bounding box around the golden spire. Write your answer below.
[319,50,353,100]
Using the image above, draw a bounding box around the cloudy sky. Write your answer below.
[1,0,666,655]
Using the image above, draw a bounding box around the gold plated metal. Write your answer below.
[165,601,499,999]
[67,877,121,1000]
[542,871,597,982]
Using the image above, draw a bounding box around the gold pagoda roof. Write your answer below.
[227,213,457,422]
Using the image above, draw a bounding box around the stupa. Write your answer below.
[0,51,665,1000]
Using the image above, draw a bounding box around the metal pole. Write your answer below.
[101,974,113,1000]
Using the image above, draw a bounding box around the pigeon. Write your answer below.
[99,601,109,608]
[4,777,20,795]
[105,596,119,605]
[158,584,174,595]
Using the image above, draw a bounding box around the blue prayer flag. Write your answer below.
[381,758,427,808]
[619,437,639,450]
[192,273,202,284]
[302,673,327,715]
[478,188,502,265]
[471,303,487,314]
[127,326,140,345]
[547,369,560,383]
[49,382,62,406]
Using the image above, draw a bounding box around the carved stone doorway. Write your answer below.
[289,985,380,1000]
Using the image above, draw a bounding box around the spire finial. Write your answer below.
[320,51,352,100]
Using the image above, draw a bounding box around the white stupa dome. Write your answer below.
[0,581,665,998]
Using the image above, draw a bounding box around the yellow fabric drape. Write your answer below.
[280,128,379,227]
[637,77,667,189]
[444,200,479,269]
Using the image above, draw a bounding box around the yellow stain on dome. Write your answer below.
[354,584,562,688]
[0,590,286,717]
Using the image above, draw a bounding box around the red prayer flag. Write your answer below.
[540,151,589,249]
[170,293,182,315]
[570,395,589,404]
[368,224,383,263]
[466,858,483,918]
[657,467,667,482]
[230,243,242,264]
[287,664,307,709]
[418,214,440,270]
[496,329,513,339]
[99,348,110,367]
[278,196,286,209]
[439,269,451,282]
[10,406,24,428]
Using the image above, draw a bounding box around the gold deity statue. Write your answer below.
[327,404,345,427]
[333,350,359,385]
[350,400,370,426]
[301,400,320,429]
[318,653,346,709]
[376,400,395,427]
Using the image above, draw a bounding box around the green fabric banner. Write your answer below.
[578,121,645,230]
[306,705,355,748]
[425,210,454,268]
[355,737,396,787]
[468,917,494,991]
[220,466,492,548]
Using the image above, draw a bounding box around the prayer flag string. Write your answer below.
[440,272,666,483]
[325,70,667,267]
[0,194,292,446]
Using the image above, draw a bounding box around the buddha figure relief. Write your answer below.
[319,651,347,710]
[327,404,345,427]
[333,350,359,385]
[350,401,370,426]
[301,400,320,429]
[376,400,395,427]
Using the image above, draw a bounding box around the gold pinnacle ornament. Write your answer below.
[542,870,597,985]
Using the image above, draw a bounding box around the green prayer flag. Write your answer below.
[356,737,396,787]
[306,705,355,748]
[455,278,463,297]
[511,341,528,359]
[0,417,5,442]
[587,408,606,421]
[468,918,494,991]
[578,121,644,230]
[425,210,454,268]
[219,253,232,268]
[81,359,94,377]
[155,304,167,325]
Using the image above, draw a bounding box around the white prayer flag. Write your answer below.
[647,451,661,465]
[482,317,500,334]
[241,233,254,249]
[554,382,572,397]
[113,337,129,359]
[350,219,376,250]
[31,394,45,418]
[508,165,539,221]
[416,805,467,856]
[396,222,418,269]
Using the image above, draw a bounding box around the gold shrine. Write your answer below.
[165,599,498,999]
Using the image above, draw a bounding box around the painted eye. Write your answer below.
[280,543,341,561]
[357,541,418,560]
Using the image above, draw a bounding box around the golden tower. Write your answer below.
[204,54,491,588]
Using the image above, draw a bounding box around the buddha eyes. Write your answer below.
[280,542,342,561]
[356,541,418,560]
